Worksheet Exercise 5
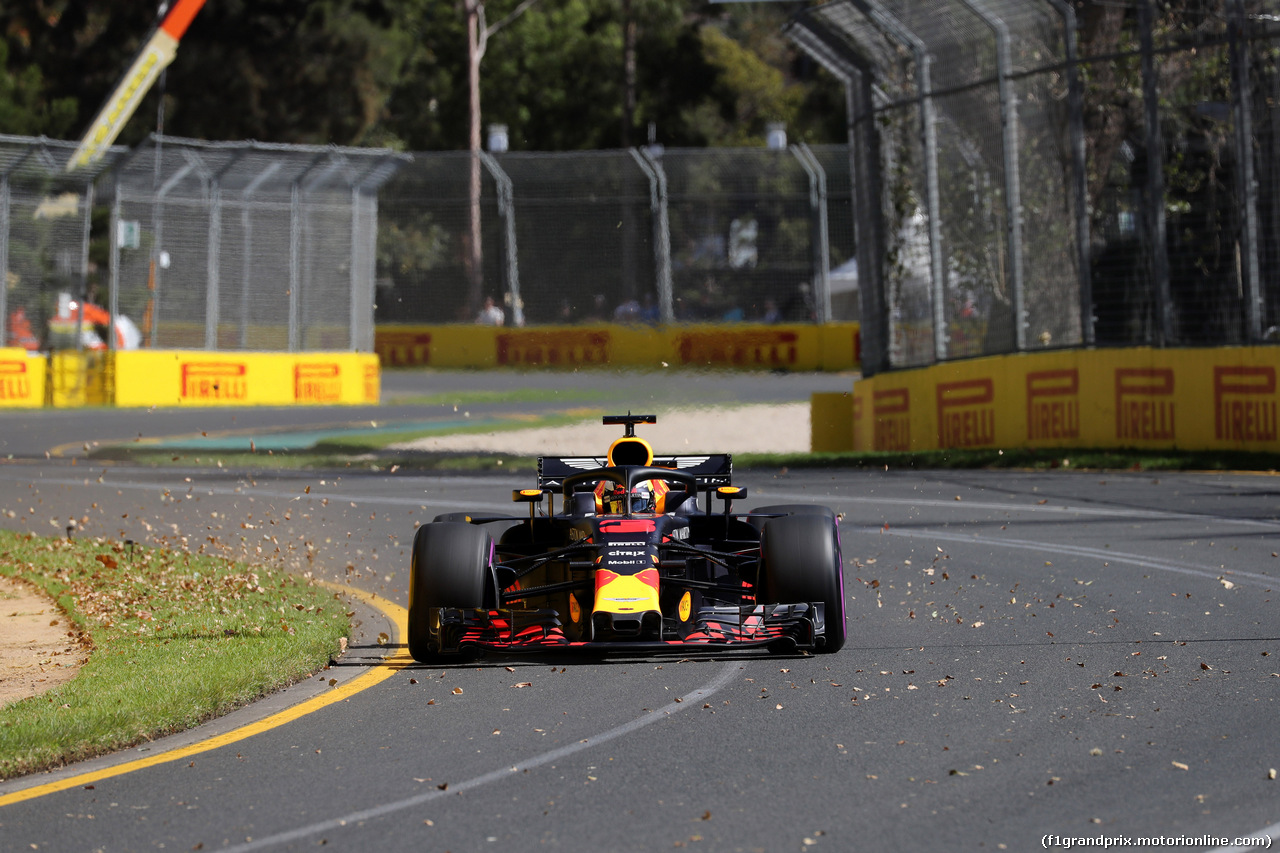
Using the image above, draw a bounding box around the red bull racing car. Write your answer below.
[407,413,846,660]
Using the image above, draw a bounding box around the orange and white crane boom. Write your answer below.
[66,0,207,171]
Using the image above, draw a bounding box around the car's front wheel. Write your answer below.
[758,513,846,653]
[408,522,494,662]
[746,503,837,532]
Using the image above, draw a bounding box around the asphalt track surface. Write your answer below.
[0,373,1277,852]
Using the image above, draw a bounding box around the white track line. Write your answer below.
[859,526,1277,589]
[219,660,741,852]
[757,489,1280,531]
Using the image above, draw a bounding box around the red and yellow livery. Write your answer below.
[406,414,847,659]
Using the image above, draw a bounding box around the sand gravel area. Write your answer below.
[389,402,812,456]
[0,577,88,708]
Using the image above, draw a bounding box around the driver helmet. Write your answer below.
[630,483,654,514]
[602,483,655,514]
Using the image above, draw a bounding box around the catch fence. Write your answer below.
[107,137,406,353]
[0,135,123,351]
[788,0,1280,376]
[1,137,856,353]
[375,145,855,328]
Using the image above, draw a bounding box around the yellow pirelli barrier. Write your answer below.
[0,348,46,408]
[811,392,856,453]
[375,323,862,372]
[836,346,1280,453]
[48,351,112,408]
[110,351,380,408]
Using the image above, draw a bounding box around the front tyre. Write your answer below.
[759,514,847,653]
[408,522,494,662]
[746,503,837,533]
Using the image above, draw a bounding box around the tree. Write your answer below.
[0,40,77,137]
[460,0,541,318]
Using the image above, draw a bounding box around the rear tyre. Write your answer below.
[747,503,836,532]
[408,522,494,662]
[758,514,846,653]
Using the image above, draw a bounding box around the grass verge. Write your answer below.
[86,412,596,469]
[86,449,539,474]
[379,387,614,407]
[309,411,595,452]
[0,530,349,781]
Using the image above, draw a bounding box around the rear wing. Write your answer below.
[538,454,733,491]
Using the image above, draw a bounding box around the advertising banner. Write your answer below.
[374,323,861,372]
[111,351,380,408]
[0,349,44,408]
[846,347,1280,453]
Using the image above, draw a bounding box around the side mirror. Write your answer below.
[513,488,546,520]
[716,486,747,514]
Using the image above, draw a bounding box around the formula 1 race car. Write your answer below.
[407,413,846,660]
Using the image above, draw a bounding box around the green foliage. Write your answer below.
[377,211,451,278]
[0,40,77,137]
[0,1,844,151]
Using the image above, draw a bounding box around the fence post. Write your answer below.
[289,178,302,352]
[238,160,281,350]
[0,173,8,348]
[149,160,194,348]
[1041,0,1094,347]
[1138,0,1172,345]
[206,162,230,350]
[1229,0,1262,341]
[853,0,946,361]
[108,173,121,352]
[79,183,94,353]
[960,0,1025,350]
[480,152,522,327]
[793,143,832,323]
[634,148,674,324]
[852,71,886,374]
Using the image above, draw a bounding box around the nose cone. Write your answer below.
[593,567,660,615]
[591,568,662,640]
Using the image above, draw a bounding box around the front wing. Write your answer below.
[425,602,830,654]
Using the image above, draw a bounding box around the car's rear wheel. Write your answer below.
[758,514,846,653]
[408,522,494,662]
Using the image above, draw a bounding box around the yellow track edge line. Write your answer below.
[0,582,409,808]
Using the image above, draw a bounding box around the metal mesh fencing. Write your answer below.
[807,144,858,319]
[789,0,1280,376]
[0,135,121,351]
[8,137,854,359]
[106,136,405,353]
[499,150,656,325]
[662,147,812,322]
[376,146,854,327]
[376,151,504,325]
